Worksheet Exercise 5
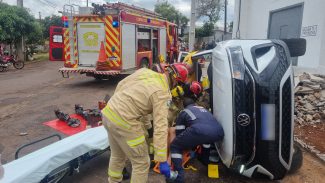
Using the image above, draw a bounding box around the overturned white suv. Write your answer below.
[182,39,306,180]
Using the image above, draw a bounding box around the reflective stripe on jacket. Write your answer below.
[175,104,224,139]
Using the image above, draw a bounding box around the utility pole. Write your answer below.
[39,12,42,20]
[17,0,23,7]
[17,0,25,61]
[224,0,228,40]
[189,0,196,51]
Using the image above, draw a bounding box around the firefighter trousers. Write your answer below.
[170,127,219,183]
[103,118,150,183]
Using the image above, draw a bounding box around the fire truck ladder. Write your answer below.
[63,4,80,67]
[105,2,165,19]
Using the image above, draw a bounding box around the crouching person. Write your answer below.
[170,98,224,183]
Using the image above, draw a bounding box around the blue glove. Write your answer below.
[159,161,171,178]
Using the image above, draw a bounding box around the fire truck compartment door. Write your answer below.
[122,23,136,69]
[49,26,64,61]
[77,22,105,66]
[159,28,167,60]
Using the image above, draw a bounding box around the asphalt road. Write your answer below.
[0,61,324,183]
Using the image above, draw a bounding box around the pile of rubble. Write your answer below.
[294,72,325,126]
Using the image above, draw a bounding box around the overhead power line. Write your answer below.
[37,0,56,8]
[43,0,57,8]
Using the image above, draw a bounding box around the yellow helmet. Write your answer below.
[171,85,184,98]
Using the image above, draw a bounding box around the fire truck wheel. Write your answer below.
[94,75,103,80]
[94,74,111,80]
[140,58,149,68]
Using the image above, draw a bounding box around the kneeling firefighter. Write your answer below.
[170,98,224,183]
[101,64,189,183]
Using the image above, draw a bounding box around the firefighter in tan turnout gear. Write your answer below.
[101,64,189,183]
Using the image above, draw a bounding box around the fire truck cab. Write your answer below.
[57,3,178,79]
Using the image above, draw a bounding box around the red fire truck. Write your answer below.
[51,3,179,79]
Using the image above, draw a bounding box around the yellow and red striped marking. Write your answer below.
[72,16,121,69]
[104,16,120,68]
[73,17,78,65]
[64,28,70,61]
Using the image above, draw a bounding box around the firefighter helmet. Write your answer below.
[171,85,185,98]
[190,81,203,95]
[168,63,188,83]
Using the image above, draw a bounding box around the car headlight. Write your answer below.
[227,46,245,80]
[239,164,245,174]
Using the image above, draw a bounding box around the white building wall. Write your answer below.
[320,11,325,70]
[233,0,325,71]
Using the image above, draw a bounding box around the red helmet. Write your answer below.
[190,81,202,95]
[168,63,188,83]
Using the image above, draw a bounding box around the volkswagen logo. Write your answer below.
[237,113,250,126]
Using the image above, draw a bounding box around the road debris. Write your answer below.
[295,72,325,126]
[18,132,28,136]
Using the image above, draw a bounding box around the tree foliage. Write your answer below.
[195,22,214,38]
[0,2,42,44]
[195,0,225,38]
[41,15,62,39]
[154,2,189,36]
[26,22,44,44]
[197,0,224,24]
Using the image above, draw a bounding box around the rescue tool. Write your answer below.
[75,104,102,127]
[54,109,81,128]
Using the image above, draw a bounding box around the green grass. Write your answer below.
[32,52,49,62]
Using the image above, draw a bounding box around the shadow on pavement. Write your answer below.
[68,75,128,89]
[62,153,109,183]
